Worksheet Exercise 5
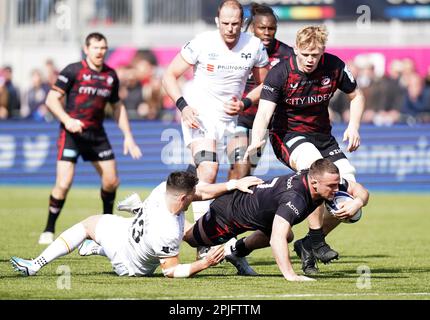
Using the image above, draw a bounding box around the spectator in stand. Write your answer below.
[0,75,9,120]
[22,69,52,122]
[132,50,163,120]
[329,60,359,124]
[45,59,60,87]
[424,65,430,88]
[2,66,21,119]
[399,58,417,88]
[401,73,430,124]
[368,60,405,126]
[121,66,146,120]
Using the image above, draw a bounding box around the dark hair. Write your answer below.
[245,2,278,32]
[217,0,244,20]
[166,171,199,194]
[85,32,107,47]
[309,158,339,178]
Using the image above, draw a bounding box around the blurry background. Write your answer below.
[1,0,429,190]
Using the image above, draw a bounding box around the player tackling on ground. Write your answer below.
[11,172,263,277]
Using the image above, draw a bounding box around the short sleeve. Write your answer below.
[109,71,120,104]
[153,236,180,258]
[180,36,201,65]
[254,42,269,68]
[260,60,288,103]
[275,196,307,226]
[338,61,357,94]
[53,64,76,95]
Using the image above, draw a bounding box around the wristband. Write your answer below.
[226,179,238,191]
[241,97,252,110]
[175,96,188,112]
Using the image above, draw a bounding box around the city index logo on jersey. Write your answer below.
[207,64,215,73]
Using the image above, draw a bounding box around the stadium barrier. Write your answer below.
[0,120,429,191]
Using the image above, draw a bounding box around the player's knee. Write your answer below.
[228,146,247,165]
[193,150,217,167]
[334,159,356,182]
[103,176,120,191]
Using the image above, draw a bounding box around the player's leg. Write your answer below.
[278,134,338,269]
[190,139,218,259]
[92,159,120,214]
[227,129,251,180]
[12,215,102,276]
[39,160,76,245]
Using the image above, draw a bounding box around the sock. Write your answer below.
[308,228,325,248]
[101,189,116,214]
[44,195,65,233]
[233,237,252,257]
[34,223,87,270]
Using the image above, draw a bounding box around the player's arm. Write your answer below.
[162,53,200,129]
[343,87,365,152]
[243,99,276,161]
[45,89,84,133]
[193,176,264,201]
[160,246,224,278]
[111,101,142,159]
[335,179,369,220]
[270,215,315,282]
[244,65,269,106]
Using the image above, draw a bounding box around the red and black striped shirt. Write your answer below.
[53,60,120,130]
[261,52,357,135]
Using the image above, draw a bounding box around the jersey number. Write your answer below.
[131,218,144,243]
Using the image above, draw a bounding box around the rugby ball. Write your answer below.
[325,191,362,224]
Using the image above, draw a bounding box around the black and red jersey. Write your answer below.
[53,60,120,130]
[261,52,357,135]
[210,170,349,235]
[240,39,293,118]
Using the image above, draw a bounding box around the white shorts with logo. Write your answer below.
[181,114,236,156]
[95,215,135,276]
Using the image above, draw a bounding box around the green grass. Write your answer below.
[0,186,429,300]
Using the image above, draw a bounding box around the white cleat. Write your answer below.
[38,231,54,245]
[224,238,258,276]
[78,239,102,256]
[117,193,142,214]
[10,257,39,276]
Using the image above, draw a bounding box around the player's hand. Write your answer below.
[333,198,363,220]
[343,126,360,152]
[64,117,84,133]
[223,97,242,116]
[243,140,266,161]
[285,274,316,282]
[235,176,264,194]
[182,105,201,129]
[123,137,142,159]
[204,245,225,266]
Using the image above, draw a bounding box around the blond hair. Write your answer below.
[296,25,328,50]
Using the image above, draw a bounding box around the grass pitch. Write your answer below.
[0,186,429,300]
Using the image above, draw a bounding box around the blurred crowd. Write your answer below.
[1,52,430,126]
[329,56,430,126]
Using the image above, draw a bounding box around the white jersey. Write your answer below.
[124,182,185,276]
[181,30,268,121]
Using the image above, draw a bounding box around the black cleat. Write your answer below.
[311,241,339,264]
[293,237,319,275]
